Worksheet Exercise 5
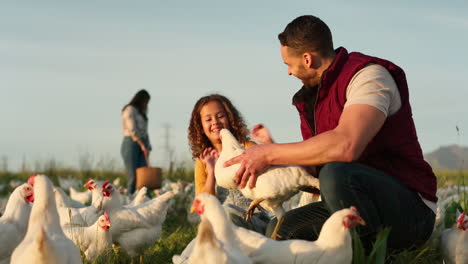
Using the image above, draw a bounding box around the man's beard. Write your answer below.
[298,65,319,87]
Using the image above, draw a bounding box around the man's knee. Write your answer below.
[319,162,367,198]
[319,162,350,186]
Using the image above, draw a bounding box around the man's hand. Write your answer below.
[224,144,271,189]
[251,124,274,144]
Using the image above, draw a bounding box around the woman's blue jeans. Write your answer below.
[265,162,435,250]
[121,136,147,194]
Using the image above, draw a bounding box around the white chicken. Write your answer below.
[54,186,103,227]
[84,178,139,206]
[101,181,174,257]
[63,212,112,261]
[190,217,248,264]
[113,177,121,187]
[53,187,86,208]
[234,206,365,264]
[190,192,364,264]
[440,211,468,264]
[0,183,34,264]
[84,178,105,205]
[215,128,320,239]
[190,193,252,263]
[11,175,82,264]
[69,186,92,205]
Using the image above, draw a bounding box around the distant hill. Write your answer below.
[424,145,468,170]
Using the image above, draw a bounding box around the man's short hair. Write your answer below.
[278,15,334,57]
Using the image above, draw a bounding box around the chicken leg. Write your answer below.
[245,198,265,221]
[270,206,286,240]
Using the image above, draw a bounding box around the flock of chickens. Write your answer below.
[4,175,466,264]
[0,174,176,263]
[0,128,467,263]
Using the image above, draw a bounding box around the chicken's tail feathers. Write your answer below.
[298,185,320,195]
[135,191,174,224]
[302,173,320,190]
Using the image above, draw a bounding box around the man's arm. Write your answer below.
[225,104,386,188]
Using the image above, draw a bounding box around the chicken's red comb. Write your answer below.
[84,178,95,189]
[457,212,466,231]
[350,206,359,215]
[27,174,37,186]
[102,180,110,190]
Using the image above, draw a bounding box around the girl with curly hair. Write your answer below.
[187,93,272,233]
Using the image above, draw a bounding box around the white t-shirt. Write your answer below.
[344,64,436,214]
[122,105,150,148]
[345,64,401,116]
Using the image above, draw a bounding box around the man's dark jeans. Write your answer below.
[265,162,435,249]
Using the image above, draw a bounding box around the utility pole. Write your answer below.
[21,155,28,172]
[162,123,175,174]
[1,155,8,172]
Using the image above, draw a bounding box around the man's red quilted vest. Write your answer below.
[293,47,437,202]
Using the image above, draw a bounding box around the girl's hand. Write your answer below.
[251,124,274,144]
[199,147,219,172]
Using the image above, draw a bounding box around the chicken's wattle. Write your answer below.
[456,212,467,231]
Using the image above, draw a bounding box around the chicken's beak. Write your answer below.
[358,217,366,226]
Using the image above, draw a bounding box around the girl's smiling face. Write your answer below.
[200,100,230,146]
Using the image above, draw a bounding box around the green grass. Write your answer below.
[1,168,467,263]
[435,169,468,188]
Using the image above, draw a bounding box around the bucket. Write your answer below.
[136,156,162,190]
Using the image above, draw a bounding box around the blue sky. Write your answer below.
[1,1,467,171]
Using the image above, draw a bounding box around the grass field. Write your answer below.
[1,167,467,263]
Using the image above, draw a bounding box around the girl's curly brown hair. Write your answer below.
[188,94,250,160]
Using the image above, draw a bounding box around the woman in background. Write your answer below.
[121,89,152,195]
